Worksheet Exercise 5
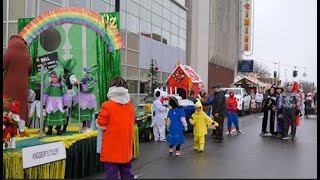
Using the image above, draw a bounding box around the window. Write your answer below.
[25,0,37,18]
[179,28,186,39]
[120,29,127,47]
[161,30,170,45]
[162,0,171,10]
[3,24,7,46]
[140,68,149,81]
[126,66,139,80]
[140,20,151,35]
[127,0,139,17]
[140,0,151,9]
[127,50,139,66]
[69,0,88,8]
[140,7,151,23]
[151,25,161,41]
[179,17,186,29]
[39,0,60,14]
[139,81,147,93]
[122,65,126,78]
[8,23,18,41]
[162,7,171,21]
[127,31,139,50]
[171,34,178,48]
[120,0,127,10]
[9,0,26,20]
[171,3,179,15]
[127,13,140,34]
[92,0,110,13]
[3,0,7,21]
[120,10,126,29]
[171,13,178,24]
[162,19,170,32]
[127,80,139,94]
[179,37,186,51]
[120,49,127,63]
[151,13,161,27]
[179,8,187,20]
[171,23,178,35]
[152,1,162,16]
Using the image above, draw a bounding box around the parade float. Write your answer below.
[3,7,139,179]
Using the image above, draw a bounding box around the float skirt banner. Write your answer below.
[22,141,66,169]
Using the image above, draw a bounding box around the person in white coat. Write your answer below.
[151,88,168,142]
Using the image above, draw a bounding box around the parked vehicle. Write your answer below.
[135,104,154,142]
[223,88,251,115]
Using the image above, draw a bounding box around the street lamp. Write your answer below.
[151,59,159,95]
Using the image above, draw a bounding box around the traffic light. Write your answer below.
[293,70,298,77]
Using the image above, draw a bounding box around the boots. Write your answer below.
[56,126,62,135]
[46,126,53,135]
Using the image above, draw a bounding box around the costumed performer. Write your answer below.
[59,58,77,133]
[43,67,71,135]
[260,86,277,136]
[3,35,31,135]
[71,65,98,132]
[151,88,168,142]
[275,85,284,136]
[167,96,188,156]
[226,91,244,135]
[189,99,219,152]
[279,81,300,140]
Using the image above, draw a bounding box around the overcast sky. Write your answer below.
[243,0,317,85]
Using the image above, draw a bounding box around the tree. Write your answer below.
[142,60,161,103]
[238,62,272,78]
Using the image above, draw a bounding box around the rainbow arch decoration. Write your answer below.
[19,7,123,52]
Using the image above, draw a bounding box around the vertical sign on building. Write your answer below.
[241,0,253,52]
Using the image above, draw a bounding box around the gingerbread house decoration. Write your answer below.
[165,60,202,99]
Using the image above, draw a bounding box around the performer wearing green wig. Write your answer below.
[43,66,71,135]
[59,58,77,133]
[71,65,98,132]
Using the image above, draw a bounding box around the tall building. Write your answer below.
[3,0,188,106]
[186,0,241,94]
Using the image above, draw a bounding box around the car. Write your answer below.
[223,87,251,115]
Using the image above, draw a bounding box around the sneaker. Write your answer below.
[79,127,87,133]
[259,132,265,136]
[237,131,245,135]
[198,149,204,152]
[228,132,232,135]
[282,137,289,140]
[159,139,167,142]
[292,137,296,141]
[175,151,181,156]
[169,148,174,153]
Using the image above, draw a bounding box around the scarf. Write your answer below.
[107,86,130,104]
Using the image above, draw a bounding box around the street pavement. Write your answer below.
[87,113,317,179]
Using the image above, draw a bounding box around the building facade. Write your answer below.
[3,0,188,106]
[186,0,241,95]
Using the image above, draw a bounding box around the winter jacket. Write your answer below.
[97,87,135,163]
[211,90,226,115]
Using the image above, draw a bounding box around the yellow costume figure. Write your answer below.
[189,100,219,152]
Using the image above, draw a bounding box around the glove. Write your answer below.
[184,126,188,131]
[295,110,300,115]
[64,106,68,110]
[214,113,219,118]
[167,126,170,132]
[43,105,46,109]
[212,121,219,127]
[278,114,283,119]
[272,106,276,112]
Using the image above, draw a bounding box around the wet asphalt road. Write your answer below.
[87,113,317,179]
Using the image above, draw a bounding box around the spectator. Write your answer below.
[211,83,227,142]
[96,76,135,179]
[255,89,264,112]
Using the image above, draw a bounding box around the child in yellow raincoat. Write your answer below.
[189,100,219,152]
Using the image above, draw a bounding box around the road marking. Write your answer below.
[259,116,264,119]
